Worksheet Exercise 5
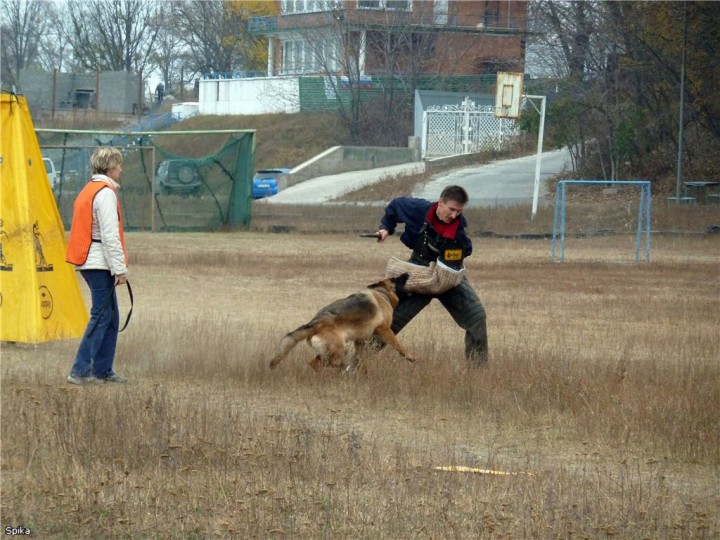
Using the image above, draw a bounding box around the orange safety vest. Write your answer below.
[66,180,128,266]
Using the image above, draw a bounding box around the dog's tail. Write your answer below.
[269,323,316,369]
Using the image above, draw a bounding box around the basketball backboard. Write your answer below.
[495,72,524,119]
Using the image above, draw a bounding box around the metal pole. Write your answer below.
[463,97,471,154]
[533,96,546,218]
[635,185,644,262]
[560,182,567,262]
[151,145,156,233]
[421,111,428,159]
[675,0,688,200]
[551,181,561,260]
[51,69,57,121]
[95,71,100,120]
[645,184,652,263]
[137,69,143,119]
[525,95,546,219]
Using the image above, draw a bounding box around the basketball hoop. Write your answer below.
[494,71,523,119]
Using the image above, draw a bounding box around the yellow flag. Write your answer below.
[0,94,88,343]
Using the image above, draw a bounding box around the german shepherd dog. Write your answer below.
[269,274,416,372]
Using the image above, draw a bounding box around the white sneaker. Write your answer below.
[66,374,105,385]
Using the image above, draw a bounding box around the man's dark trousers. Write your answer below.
[391,278,488,365]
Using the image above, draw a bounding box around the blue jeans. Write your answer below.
[70,270,119,378]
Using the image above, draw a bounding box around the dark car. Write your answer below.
[155,159,202,195]
[252,168,291,199]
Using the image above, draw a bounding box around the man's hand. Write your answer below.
[115,274,127,285]
[376,229,389,243]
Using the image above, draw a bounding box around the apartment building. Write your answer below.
[248,0,529,79]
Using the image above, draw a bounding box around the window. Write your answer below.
[385,0,410,10]
[283,40,312,73]
[282,41,296,73]
[283,33,342,74]
[357,0,410,10]
[283,0,342,14]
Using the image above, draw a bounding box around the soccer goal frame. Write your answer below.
[551,180,652,263]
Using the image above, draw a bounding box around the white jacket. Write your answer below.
[76,175,128,277]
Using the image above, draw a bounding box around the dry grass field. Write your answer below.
[2,203,719,538]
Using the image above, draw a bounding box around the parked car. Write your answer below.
[155,159,202,195]
[43,157,60,190]
[252,168,291,199]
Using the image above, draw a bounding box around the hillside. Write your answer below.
[34,110,354,172]
[162,112,354,171]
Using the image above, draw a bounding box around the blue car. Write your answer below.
[252,168,291,199]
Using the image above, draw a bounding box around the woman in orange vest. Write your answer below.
[66,147,129,385]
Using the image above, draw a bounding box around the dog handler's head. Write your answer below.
[436,185,468,224]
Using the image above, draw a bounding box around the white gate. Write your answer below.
[421,97,518,159]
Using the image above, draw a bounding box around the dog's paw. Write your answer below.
[269,359,279,369]
[405,355,418,363]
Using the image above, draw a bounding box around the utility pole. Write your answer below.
[674,0,688,200]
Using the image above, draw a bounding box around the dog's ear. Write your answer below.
[369,273,410,291]
[368,279,389,290]
[392,273,410,289]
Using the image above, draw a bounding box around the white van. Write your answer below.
[42,157,59,189]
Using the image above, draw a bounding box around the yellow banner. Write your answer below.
[0,94,88,343]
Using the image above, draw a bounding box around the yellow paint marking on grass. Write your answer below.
[433,466,534,476]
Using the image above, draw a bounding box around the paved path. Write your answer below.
[415,148,572,207]
[262,148,572,207]
[263,162,425,205]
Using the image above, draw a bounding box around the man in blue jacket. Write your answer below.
[375,185,488,365]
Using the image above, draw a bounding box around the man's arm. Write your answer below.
[376,196,429,243]
[455,215,473,257]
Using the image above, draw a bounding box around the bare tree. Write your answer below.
[528,1,618,177]
[146,10,186,95]
[528,0,720,182]
[65,0,161,73]
[171,0,247,75]
[0,0,49,85]
[34,3,75,73]
[293,2,498,145]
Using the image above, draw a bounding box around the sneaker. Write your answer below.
[102,373,127,383]
[66,374,105,385]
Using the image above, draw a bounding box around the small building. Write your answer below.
[18,68,143,117]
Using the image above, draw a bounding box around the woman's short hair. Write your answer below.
[90,147,123,175]
[440,185,469,205]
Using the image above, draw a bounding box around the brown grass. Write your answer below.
[2,219,719,538]
[252,195,720,239]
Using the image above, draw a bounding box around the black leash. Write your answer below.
[86,280,133,336]
[117,280,133,332]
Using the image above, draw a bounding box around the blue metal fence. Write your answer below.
[109,112,177,146]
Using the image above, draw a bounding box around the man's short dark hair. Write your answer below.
[440,185,469,205]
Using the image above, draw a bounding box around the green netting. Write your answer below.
[36,129,255,231]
